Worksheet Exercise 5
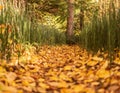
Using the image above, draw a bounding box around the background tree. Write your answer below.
[66,0,75,44]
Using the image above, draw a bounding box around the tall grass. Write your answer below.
[79,1,120,52]
[0,0,30,59]
[0,0,66,60]
[29,24,66,45]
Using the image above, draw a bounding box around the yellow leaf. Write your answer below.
[92,56,103,61]
[19,68,25,73]
[84,88,95,93]
[87,70,94,76]
[38,82,49,89]
[98,88,105,93]
[8,39,13,44]
[0,66,6,73]
[50,76,59,81]
[72,84,85,92]
[59,73,71,81]
[18,90,24,93]
[91,82,100,86]
[87,60,98,66]
[84,79,93,83]
[64,65,72,70]
[2,86,17,93]
[38,78,45,82]
[60,88,72,93]
[114,58,120,65]
[22,80,29,86]
[6,72,17,82]
[100,61,109,69]
[47,81,68,88]
[116,71,120,76]
[36,87,46,93]
[96,69,110,78]
[59,81,68,88]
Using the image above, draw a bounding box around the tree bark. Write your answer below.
[66,0,74,44]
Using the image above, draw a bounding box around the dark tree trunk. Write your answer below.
[66,0,74,44]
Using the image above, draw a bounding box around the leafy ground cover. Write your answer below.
[0,45,120,93]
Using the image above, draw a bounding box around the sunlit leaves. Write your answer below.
[96,69,110,78]
[0,45,120,92]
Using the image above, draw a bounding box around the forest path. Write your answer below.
[0,45,120,93]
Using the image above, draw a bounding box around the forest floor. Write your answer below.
[0,45,120,93]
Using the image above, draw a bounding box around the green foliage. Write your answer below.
[78,1,120,52]
[0,1,21,59]
[0,0,66,60]
[29,23,66,45]
[0,0,120,61]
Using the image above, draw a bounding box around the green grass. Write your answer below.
[29,24,66,45]
[78,1,120,52]
[0,0,120,61]
[0,0,66,60]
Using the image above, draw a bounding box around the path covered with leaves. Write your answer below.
[0,45,120,93]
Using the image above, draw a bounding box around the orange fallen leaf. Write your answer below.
[72,84,85,92]
[6,72,17,82]
[96,69,110,78]
[64,65,72,70]
[22,80,29,86]
[87,60,98,66]
[38,82,49,89]
[60,88,72,93]
[47,81,68,88]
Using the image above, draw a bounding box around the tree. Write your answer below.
[66,0,74,44]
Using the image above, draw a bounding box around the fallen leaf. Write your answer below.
[64,65,72,70]
[47,81,68,88]
[38,82,49,89]
[96,69,110,78]
[87,60,98,66]
[92,56,103,61]
[6,72,17,82]
[72,84,85,92]
[60,88,72,93]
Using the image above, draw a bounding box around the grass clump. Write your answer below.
[0,0,66,60]
[78,1,120,52]
[29,24,66,45]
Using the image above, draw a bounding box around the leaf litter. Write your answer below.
[0,45,120,93]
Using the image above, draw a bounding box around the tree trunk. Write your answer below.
[66,0,74,44]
